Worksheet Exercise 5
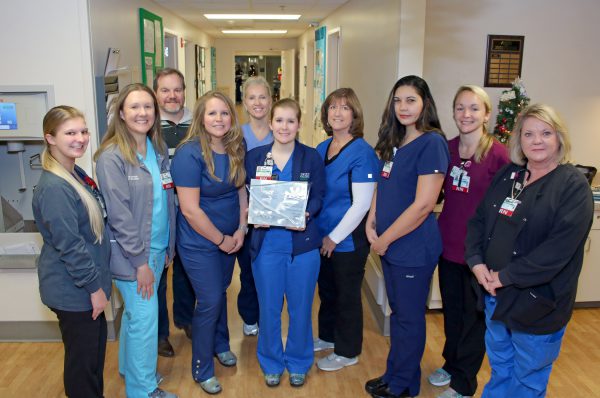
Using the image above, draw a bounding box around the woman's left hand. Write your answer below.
[320,236,337,258]
[286,212,309,232]
[231,229,245,254]
[371,236,389,257]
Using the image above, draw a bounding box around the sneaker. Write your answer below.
[243,322,259,336]
[215,350,237,367]
[313,338,334,352]
[198,376,222,394]
[317,353,358,371]
[148,388,178,398]
[437,387,471,398]
[289,373,306,387]
[264,373,281,387]
[428,368,451,387]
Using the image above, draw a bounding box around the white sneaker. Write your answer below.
[243,322,258,336]
[428,368,451,386]
[317,353,358,371]
[313,338,335,352]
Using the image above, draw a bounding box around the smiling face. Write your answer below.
[453,90,489,136]
[327,98,353,135]
[270,105,300,145]
[203,97,232,141]
[520,116,560,168]
[393,85,424,128]
[243,83,271,121]
[45,117,89,166]
[120,90,156,137]
[155,73,185,118]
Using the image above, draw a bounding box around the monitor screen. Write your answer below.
[0,102,17,130]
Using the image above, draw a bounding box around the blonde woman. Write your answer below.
[33,106,110,398]
[171,91,247,395]
[95,84,177,398]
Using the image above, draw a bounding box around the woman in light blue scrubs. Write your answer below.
[237,76,274,336]
[95,84,177,398]
[171,91,247,395]
[245,98,325,388]
[365,76,449,398]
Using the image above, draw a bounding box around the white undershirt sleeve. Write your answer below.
[328,182,376,244]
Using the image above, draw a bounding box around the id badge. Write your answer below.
[256,165,273,180]
[160,172,174,189]
[499,197,520,217]
[449,165,462,178]
[381,161,393,179]
[452,174,470,193]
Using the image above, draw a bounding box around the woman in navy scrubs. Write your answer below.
[365,75,450,398]
[314,88,379,371]
[171,91,247,395]
[245,98,325,388]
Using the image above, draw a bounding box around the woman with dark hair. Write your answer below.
[365,75,450,398]
[314,88,379,372]
[95,84,177,398]
[34,106,111,398]
[429,85,509,398]
[171,90,247,395]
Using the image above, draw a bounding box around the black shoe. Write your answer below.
[175,323,193,340]
[370,385,412,398]
[365,376,388,394]
[158,338,175,357]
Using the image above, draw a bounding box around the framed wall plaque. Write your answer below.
[484,35,524,87]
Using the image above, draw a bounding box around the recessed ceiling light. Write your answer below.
[205,14,300,20]
[222,30,288,34]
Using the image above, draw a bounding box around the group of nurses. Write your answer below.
[171,91,247,395]
[365,75,450,398]
[245,98,325,387]
[237,76,274,336]
[95,84,177,398]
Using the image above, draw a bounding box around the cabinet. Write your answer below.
[575,208,600,305]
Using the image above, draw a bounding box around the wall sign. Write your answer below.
[484,35,524,88]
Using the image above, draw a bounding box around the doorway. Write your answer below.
[234,55,281,103]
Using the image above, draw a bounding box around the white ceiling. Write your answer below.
[154,0,349,39]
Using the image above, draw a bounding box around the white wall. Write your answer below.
[214,38,297,102]
[297,0,404,147]
[89,0,214,110]
[424,0,600,180]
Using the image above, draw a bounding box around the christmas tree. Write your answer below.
[493,77,531,144]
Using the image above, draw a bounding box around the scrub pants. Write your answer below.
[381,258,436,397]
[317,246,369,358]
[179,246,235,382]
[482,295,566,398]
[236,231,259,326]
[116,249,165,398]
[438,257,486,396]
[252,247,320,375]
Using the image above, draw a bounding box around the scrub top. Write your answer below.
[376,132,450,267]
[260,152,293,254]
[139,137,169,251]
[316,137,379,252]
[243,123,273,151]
[171,140,240,251]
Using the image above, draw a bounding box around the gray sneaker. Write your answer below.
[437,387,471,398]
[428,368,451,386]
[148,388,178,398]
[243,322,259,336]
[317,353,358,371]
[313,338,334,352]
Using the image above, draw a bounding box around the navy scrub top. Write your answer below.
[171,140,240,251]
[316,137,379,252]
[376,132,450,267]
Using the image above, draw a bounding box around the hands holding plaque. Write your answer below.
[247,179,310,229]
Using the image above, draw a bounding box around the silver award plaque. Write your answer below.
[248,179,309,229]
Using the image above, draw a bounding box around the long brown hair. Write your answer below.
[42,106,104,243]
[94,83,165,164]
[180,91,245,186]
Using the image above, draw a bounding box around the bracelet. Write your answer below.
[216,234,225,246]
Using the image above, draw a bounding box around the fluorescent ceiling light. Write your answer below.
[222,30,287,34]
[205,14,300,20]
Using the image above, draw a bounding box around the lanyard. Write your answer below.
[510,168,530,200]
